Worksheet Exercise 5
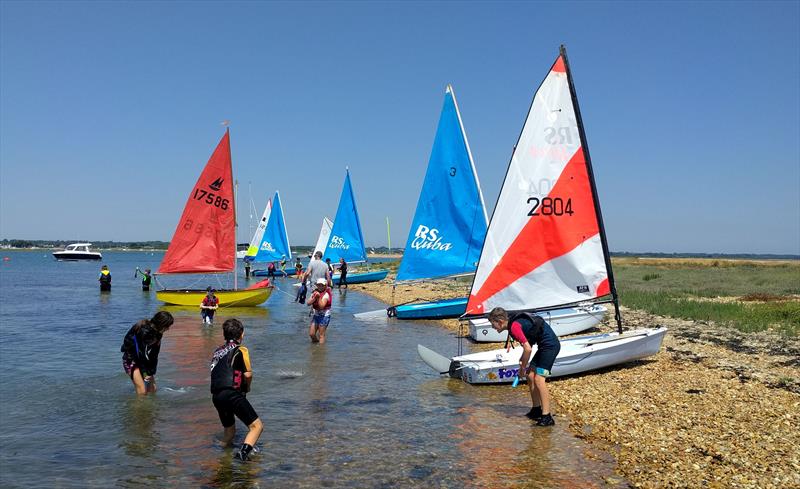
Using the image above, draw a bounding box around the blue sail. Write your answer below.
[396,85,488,282]
[253,191,292,262]
[324,169,367,263]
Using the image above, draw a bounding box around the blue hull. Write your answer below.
[252,269,297,277]
[392,297,468,319]
[333,270,389,285]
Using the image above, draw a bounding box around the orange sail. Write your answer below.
[158,130,236,274]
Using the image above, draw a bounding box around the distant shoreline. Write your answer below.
[1,246,797,261]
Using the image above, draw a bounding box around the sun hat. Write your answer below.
[315,278,327,286]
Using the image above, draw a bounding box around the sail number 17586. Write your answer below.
[527,197,574,216]
[193,189,230,210]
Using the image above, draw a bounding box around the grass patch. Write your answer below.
[613,259,800,336]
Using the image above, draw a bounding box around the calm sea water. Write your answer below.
[0,251,623,488]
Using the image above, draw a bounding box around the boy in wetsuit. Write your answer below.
[135,268,152,291]
[488,307,561,426]
[210,318,263,461]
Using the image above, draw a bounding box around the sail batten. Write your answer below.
[396,85,488,282]
[465,50,613,317]
[158,130,236,275]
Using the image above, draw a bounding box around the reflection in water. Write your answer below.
[1,252,626,488]
[120,397,159,459]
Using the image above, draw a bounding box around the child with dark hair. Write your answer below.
[121,311,174,395]
[210,318,263,461]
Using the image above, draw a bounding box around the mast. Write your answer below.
[386,216,391,254]
[229,127,238,291]
[559,44,622,333]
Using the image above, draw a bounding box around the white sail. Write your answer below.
[312,216,333,258]
[243,198,272,259]
[466,52,611,316]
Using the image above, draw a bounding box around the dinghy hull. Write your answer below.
[418,327,667,384]
[157,287,272,307]
[468,305,608,342]
[332,270,389,285]
[391,297,469,319]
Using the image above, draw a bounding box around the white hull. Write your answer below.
[468,305,607,342]
[419,327,667,384]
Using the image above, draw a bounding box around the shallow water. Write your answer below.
[0,251,623,488]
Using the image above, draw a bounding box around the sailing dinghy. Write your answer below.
[386,85,488,319]
[312,216,333,258]
[418,46,665,382]
[156,130,272,307]
[239,196,272,261]
[250,191,294,277]
[324,169,388,285]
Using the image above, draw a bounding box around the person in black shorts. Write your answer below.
[338,258,348,289]
[210,318,263,461]
[488,307,561,426]
[121,311,174,395]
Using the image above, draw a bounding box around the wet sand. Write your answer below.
[350,272,800,489]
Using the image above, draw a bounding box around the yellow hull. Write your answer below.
[157,287,271,307]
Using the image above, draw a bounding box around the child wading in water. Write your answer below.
[488,307,561,426]
[121,311,174,395]
[210,319,263,461]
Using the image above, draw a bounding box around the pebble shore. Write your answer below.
[350,273,800,488]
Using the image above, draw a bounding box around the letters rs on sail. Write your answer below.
[411,225,453,251]
[329,236,350,250]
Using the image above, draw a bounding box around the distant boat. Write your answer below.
[323,169,388,285]
[52,243,102,261]
[250,191,294,277]
[419,46,665,382]
[155,130,272,307]
[238,197,272,260]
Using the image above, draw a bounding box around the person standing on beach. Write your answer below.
[303,251,331,287]
[135,268,152,291]
[210,318,263,461]
[244,260,251,279]
[488,307,561,426]
[325,258,334,280]
[338,258,348,289]
[308,278,332,343]
[280,255,287,277]
[99,265,112,291]
[121,311,174,395]
[201,288,219,325]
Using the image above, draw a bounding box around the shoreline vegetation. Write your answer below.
[353,257,800,488]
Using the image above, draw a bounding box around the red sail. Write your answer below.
[158,131,236,274]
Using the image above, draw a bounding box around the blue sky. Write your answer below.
[1,1,798,254]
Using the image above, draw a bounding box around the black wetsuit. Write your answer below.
[210,341,258,427]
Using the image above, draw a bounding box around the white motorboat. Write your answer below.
[52,243,102,261]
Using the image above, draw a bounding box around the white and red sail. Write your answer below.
[466,52,612,316]
[159,130,236,274]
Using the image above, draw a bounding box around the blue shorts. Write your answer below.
[532,344,560,377]
[312,310,331,327]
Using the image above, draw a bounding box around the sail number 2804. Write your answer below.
[193,189,230,210]
[527,197,574,216]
